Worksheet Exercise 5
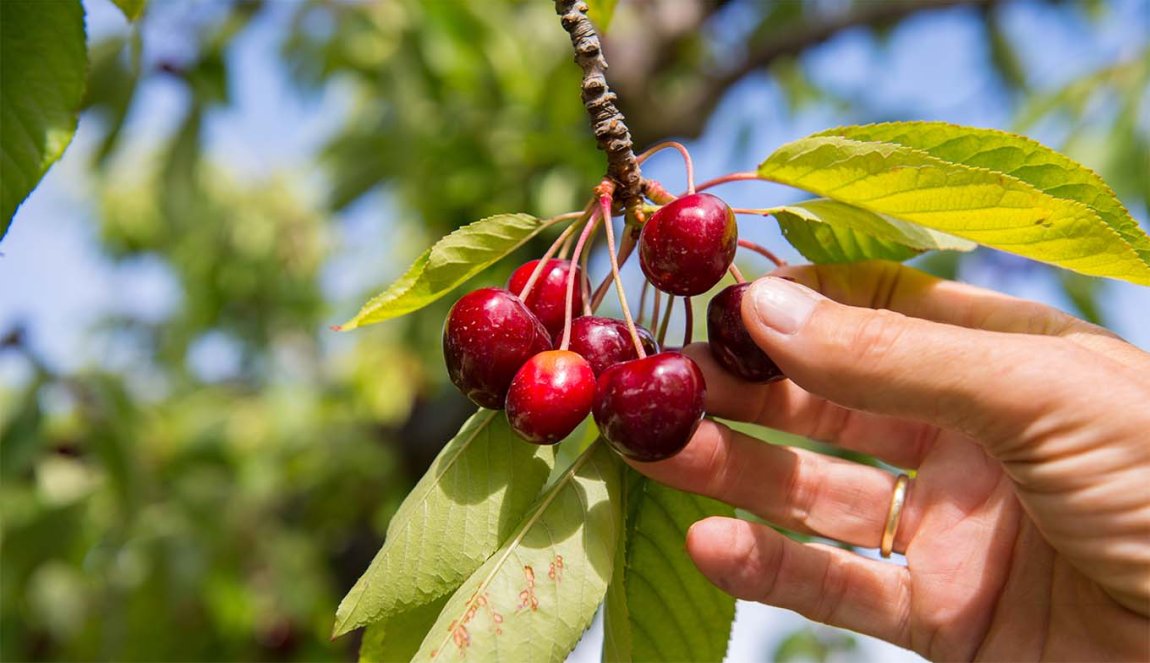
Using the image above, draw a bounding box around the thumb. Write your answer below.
[739,275,1081,444]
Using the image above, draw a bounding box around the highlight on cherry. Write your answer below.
[440,143,786,462]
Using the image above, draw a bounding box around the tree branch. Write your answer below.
[554,0,643,215]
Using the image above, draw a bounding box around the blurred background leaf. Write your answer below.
[2,0,1147,661]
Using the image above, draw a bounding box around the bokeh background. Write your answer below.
[2,0,1147,661]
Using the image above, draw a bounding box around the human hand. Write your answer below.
[629,261,1150,661]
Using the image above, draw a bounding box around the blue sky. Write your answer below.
[0,2,1147,656]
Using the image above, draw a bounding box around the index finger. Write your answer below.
[773,261,1147,367]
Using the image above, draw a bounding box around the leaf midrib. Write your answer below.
[426,439,605,662]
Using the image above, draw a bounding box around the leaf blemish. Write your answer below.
[517,565,539,612]
[548,555,564,583]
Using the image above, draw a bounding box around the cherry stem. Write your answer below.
[693,171,759,194]
[636,141,695,195]
[729,264,747,284]
[600,193,647,359]
[737,238,787,267]
[656,294,675,347]
[650,288,662,335]
[636,279,650,327]
[559,210,602,351]
[682,297,694,345]
[589,230,636,312]
[517,218,583,302]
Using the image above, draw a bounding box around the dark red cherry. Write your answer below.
[568,316,659,376]
[592,352,706,462]
[443,287,552,409]
[707,283,784,384]
[639,193,737,296]
[505,350,596,445]
[507,259,588,339]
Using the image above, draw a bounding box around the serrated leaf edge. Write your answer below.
[758,135,1150,282]
[333,409,500,637]
[425,439,609,662]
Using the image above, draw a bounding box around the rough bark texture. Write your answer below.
[554,0,643,215]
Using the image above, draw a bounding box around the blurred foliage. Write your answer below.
[2,0,1146,661]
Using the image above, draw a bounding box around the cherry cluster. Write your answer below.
[443,185,784,462]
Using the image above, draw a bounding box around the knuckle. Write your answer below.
[847,309,908,367]
[784,451,821,531]
[810,551,850,624]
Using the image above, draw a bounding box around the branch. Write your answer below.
[554,0,643,215]
[618,0,1002,143]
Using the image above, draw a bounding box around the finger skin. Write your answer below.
[628,420,923,550]
[739,275,1114,446]
[687,517,912,649]
[772,261,1147,367]
[681,343,936,469]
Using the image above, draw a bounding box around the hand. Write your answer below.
[629,261,1150,661]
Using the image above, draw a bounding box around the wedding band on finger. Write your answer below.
[880,473,911,558]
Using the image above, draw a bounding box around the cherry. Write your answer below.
[592,352,706,462]
[706,283,784,383]
[443,287,552,409]
[639,193,737,296]
[507,259,588,339]
[568,316,659,376]
[505,350,596,445]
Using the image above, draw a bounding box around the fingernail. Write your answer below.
[747,276,822,335]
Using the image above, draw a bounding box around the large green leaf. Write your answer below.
[333,411,555,637]
[358,596,449,663]
[0,0,87,236]
[413,441,623,662]
[815,122,1150,265]
[603,475,736,663]
[337,214,554,330]
[758,133,1150,285]
[773,198,976,264]
[776,212,920,264]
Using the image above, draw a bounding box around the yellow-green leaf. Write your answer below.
[333,411,555,637]
[414,441,623,662]
[815,122,1150,265]
[758,134,1150,285]
[773,198,976,263]
[337,214,552,330]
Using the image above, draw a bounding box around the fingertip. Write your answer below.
[686,516,748,591]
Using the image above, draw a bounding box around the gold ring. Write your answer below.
[881,473,911,558]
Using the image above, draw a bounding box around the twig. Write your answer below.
[554,0,643,215]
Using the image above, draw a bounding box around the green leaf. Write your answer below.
[604,474,736,663]
[359,596,450,663]
[333,410,555,637]
[337,214,553,330]
[758,131,1150,285]
[586,0,619,32]
[815,122,1150,267]
[1,0,87,236]
[773,198,976,264]
[776,212,920,264]
[413,441,623,662]
[111,0,147,21]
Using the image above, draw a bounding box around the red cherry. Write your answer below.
[506,350,596,445]
[639,193,738,296]
[443,288,552,409]
[507,259,588,339]
[592,352,706,462]
[706,283,784,383]
[568,316,659,376]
